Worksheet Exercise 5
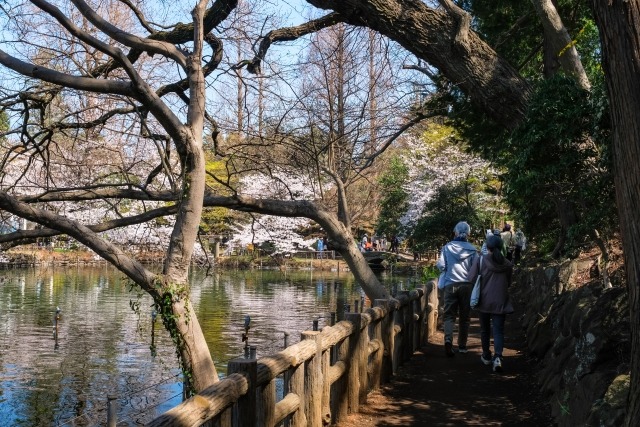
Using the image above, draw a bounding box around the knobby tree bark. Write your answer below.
[588,1,640,423]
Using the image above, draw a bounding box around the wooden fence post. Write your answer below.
[344,313,362,413]
[321,334,331,426]
[345,312,368,406]
[375,299,394,383]
[417,286,427,348]
[413,288,424,350]
[301,331,323,427]
[369,302,384,391]
[284,361,306,427]
[399,291,413,362]
[257,377,276,427]
[392,300,402,374]
[332,333,349,423]
[217,407,232,427]
[228,357,257,427]
[425,280,439,344]
[410,290,420,353]
[107,394,117,427]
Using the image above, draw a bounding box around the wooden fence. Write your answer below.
[147,280,438,427]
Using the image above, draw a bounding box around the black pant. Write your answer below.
[514,245,522,264]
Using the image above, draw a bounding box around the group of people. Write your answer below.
[360,233,399,253]
[436,221,517,373]
[481,224,527,265]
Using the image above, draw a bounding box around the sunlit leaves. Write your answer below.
[503,75,616,252]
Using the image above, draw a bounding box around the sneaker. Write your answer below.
[458,346,468,354]
[445,341,455,357]
[493,356,503,372]
[480,354,492,365]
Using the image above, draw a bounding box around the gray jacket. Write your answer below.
[436,240,478,287]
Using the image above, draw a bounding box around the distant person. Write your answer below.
[436,221,478,356]
[361,234,368,252]
[468,234,514,373]
[514,229,526,265]
[410,238,422,261]
[481,229,500,255]
[500,224,515,261]
[317,237,324,259]
[390,235,399,253]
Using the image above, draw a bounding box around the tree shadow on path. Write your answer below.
[338,313,555,426]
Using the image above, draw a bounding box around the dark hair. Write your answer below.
[486,235,506,264]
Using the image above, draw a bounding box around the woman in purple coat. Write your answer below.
[469,234,514,372]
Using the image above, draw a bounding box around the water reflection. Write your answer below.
[0,266,419,426]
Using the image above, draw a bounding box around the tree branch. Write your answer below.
[246,12,343,74]
[68,0,187,68]
[439,0,471,50]
[0,191,157,290]
[0,204,179,248]
[0,49,134,96]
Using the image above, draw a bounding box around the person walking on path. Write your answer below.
[436,221,478,357]
[468,234,514,372]
[480,229,499,255]
[500,224,515,261]
[514,228,526,265]
[390,235,399,253]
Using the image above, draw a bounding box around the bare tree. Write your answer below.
[0,0,232,393]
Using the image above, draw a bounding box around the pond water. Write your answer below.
[0,266,420,426]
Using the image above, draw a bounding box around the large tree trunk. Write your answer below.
[315,210,391,301]
[589,1,640,424]
[551,197,578,258]
[531,0,591,90]
[161,0,219,393]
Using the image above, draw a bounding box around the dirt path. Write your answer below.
[337,313,554,426]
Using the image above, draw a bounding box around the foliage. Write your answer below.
[201,157,246,236]
[397,123,506,251]
[446,2,609,256]
[421,264,440,281]
[461,0,597,80]
[376,156,409,237]
[503,75,616,254]
[412,180,479,250]
[451,0,603,156]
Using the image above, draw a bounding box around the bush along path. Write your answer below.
[337,312,553,426]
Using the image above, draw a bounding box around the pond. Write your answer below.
[0,266,421,426]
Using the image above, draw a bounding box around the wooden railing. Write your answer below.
[147,280,438,427]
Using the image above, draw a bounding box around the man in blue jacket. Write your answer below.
[436,221,478,357]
